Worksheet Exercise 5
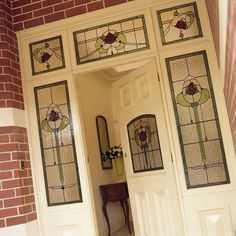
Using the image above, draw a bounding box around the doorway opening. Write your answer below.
[74,62,145,236]
[74,57,184,236]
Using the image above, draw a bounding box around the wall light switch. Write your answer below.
[19,160,25,171]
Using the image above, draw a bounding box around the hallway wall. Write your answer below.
[76,72,125,235]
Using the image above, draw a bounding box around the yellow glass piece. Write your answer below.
[95,38,108,54]
[115,33,127,50]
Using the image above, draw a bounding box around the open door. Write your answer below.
[112,59,185,236]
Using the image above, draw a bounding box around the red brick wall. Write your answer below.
[0,1,23,110]
[11,0,132,31]
[0,126,37,228]
[0,1,35,229]
[224,0,236,153]
[205,0,220,65]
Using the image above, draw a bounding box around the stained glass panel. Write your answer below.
[73,15,150,64]
[34,81,82,206]
[166,51,230,188]
[127,114,164,173]
[29,36,65,75]
[157,2,203,45]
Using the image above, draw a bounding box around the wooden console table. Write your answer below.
[99,182,131,236]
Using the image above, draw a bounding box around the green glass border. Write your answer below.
[166,51,230,189]
[29,35,66,76]
[157,2,203,46]
[73,15,150,65]
[34,80,83,206]
[127,114,164,173]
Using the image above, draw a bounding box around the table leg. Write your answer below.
[120,200,127,224]
[102,203,111,236]
[124,200,131,234]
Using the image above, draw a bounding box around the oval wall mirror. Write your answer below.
[96,116,112,169]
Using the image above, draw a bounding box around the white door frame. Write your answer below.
[17,0,236,235]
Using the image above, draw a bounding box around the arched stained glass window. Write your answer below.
[166,51,230,188]
[127,114,164,173]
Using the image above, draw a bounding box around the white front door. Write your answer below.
[112,59,185,236]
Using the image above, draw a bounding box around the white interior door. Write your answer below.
[112,59,185,236]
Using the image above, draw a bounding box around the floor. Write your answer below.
[111,224,134,236]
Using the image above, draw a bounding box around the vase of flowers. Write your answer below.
[102,145,124,177]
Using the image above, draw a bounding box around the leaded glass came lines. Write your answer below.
[166,51,230,188]
[127,114,164,173]
[29,36,65,75]
[73,15,150,64]
[157,2,203,45]
[34,81,82,206]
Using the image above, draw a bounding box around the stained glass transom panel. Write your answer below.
[127,114,164,173]
[73,15,149,64]
[157,2,203,45]
[29,36,65,75]
[166,51,230,188]
[34,81,82,206]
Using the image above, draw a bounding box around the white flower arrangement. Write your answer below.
[102,145,123,161]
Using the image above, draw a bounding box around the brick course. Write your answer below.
[0,2,23,109]
[0,126,36,228]
[10,0,132,31]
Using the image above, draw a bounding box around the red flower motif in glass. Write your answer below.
[104,32,117,44]
[175,19,188,30]
[186,82,198,95]
[41,52,51,63]
[139,130,147,142]
[49,110,60,122]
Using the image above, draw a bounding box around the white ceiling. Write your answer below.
[97,59,151,81]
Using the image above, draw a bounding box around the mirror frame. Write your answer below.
[96,115,113,169]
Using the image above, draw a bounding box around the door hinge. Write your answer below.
[157,73,160,81]
[170,153,173,162]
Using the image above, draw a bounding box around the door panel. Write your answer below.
[159,44,236,236]
[112,59,185,236]
[26,75,96,236]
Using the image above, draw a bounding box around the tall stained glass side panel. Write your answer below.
[157,2,203,45]
[127,114,164,173]
[166,51,230,188]
[34,81,82,206]
[73,15,150,64]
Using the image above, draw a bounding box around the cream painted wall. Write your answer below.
[0,220,39,236]
[75,72,126,235]
[0,108,26,127]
